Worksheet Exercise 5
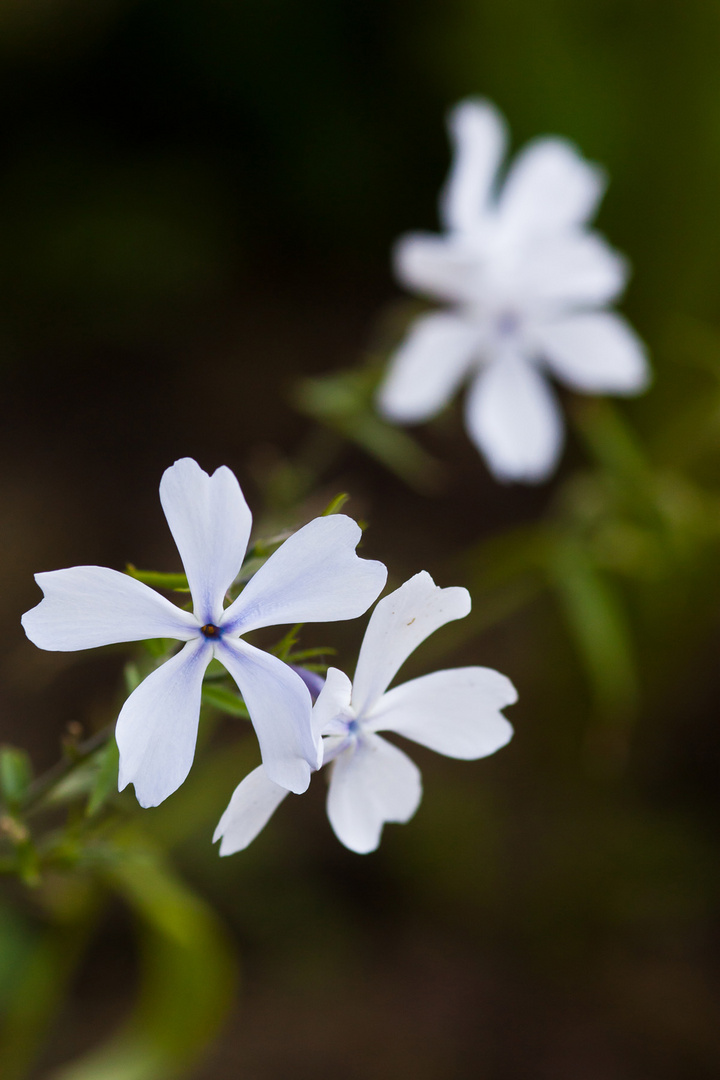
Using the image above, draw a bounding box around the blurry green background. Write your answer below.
[2,0,720,1077]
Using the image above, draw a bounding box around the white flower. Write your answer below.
[21,457,387,806]
[214,571,516,855]
[378,99,650,482]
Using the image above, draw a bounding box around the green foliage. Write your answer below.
[321,491,350,516]
[48,845,235,1080]
[0,748,33,810]
[86,739,121,819]
[295,366,445,494]
[125,567,190,592]
[201,683,250,720]
[0,882,102,1080]
[4,0,720,1073]
[0,837,236,1080]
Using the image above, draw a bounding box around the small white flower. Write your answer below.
[21,458,387,806]
[378,99,650,482]
[214,571,516,855]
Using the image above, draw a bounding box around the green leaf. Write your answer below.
[0,883,100,1080]
[321,492,350,516]
[86,738,120,818]
[272,623,303,661]
[286,646,336,661]
[571,399,649,479]
[124,662,142,696]
[141,638,179,659]
[125,565,190,592]
[0,747,33,809]
[201,683,250,719]
[50,847,236,1080]
[547,536,639,741]
[294,369,445,494]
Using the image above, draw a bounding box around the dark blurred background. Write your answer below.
[2,1,720,1077]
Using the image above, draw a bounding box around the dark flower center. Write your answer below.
[201,623,221,639]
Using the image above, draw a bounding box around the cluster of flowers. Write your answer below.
[378,99,650,482]
[20,101,649,854]
[22,458,516,854]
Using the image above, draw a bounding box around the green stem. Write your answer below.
[22,726,113,814]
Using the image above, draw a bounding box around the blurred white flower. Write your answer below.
[378,99,650,482]
[214,571,516,855]
[22,457,387,806]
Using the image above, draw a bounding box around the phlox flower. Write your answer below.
[378,98,650,482]
[21,457,387,805]
[214,571,516,855]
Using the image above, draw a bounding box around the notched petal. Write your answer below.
[160,457,252,625]
[222,515,387,635]
[368,666,516,759]
[22,565,198,652]
[218,638,318,794]
[351,572,471,717]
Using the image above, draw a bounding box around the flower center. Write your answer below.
[200,623,222,639]
[495,311,520,337]
[346,718,361,737]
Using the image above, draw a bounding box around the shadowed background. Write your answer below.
[1,1,720,1077]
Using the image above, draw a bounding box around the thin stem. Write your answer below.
[22,726,113,813]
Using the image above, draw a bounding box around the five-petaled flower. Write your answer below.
[214,571,516,855]
[21,458,387,806]
[378,98,650,482]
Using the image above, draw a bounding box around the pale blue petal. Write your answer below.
[320,734,348,765]
[498,138,606,238]
[214,766,290,855]
[326,733,422,854]
[159,457,252,625]
[440,98,507,233]
[351,572,471,718]
[520,231,628,311]
[378,312,480,423]
[222,515,386,635]
[393,232,483,306]
[217,638,319,794]
[535,311,650,393]
[22,566,198,652]
[312,666,354,739]
[465,353,563,482]
[116,637,211,807]
[367,667,516,758]
[290,665,325,703]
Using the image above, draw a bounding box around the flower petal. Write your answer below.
[367,667,516,759]
[290,665,326,703]
[216,638,318,794]
[222,515,387,634]
[465,353,563,482]
[439,98,507,233]
[116,637,211,807]
[312,666,354,740]
[320,734,349,765]
[351,572,471,717]
[159,458,252,625]
[534,311,650,393]
[498,137,605,238]
[326,733,422,854]
[22,566,198,652]
[520,231,628,311]
[214,765,289,855]
[378,312,480,423]
[393,232,483,305]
